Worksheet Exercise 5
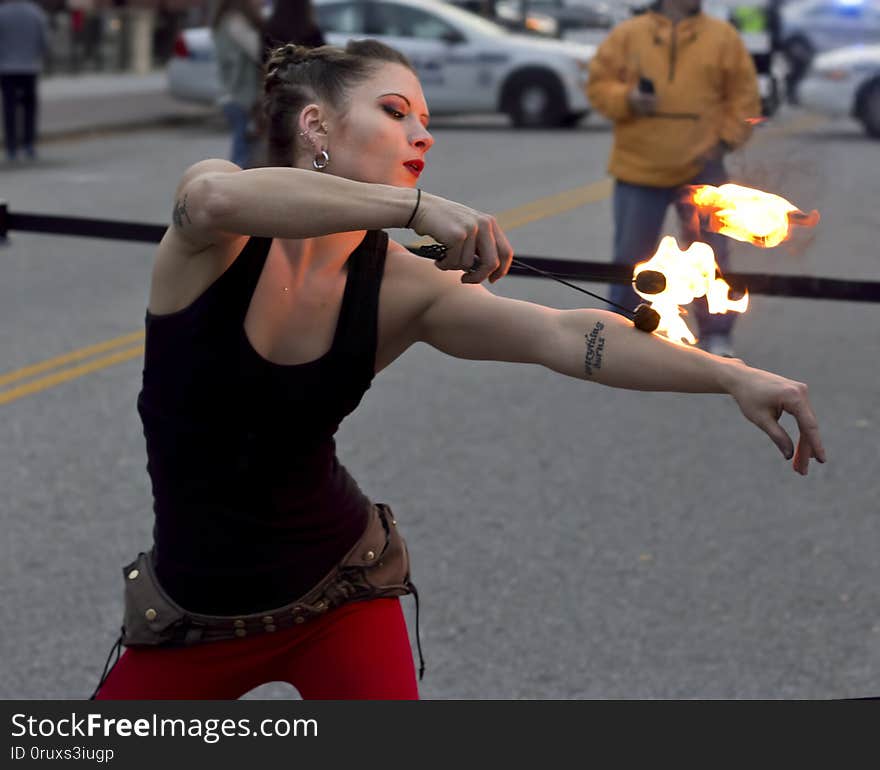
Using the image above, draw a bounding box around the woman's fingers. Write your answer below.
[757,413,795,462]
[736,373,827,476]
[459,226,479,274]
[783,386,827,475]
[462,218,499,284]
[422,195,514,284]
[433,225,467,271]
[489,219,514,283]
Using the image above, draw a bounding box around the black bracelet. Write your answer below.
[404,188,421,229]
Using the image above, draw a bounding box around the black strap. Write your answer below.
[233,236,273,322]
[88,627,125,700]
[333,230,387,375]
[408,580,426,681]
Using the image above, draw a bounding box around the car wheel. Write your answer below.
[504,70,568,128]
[857,79,880,139]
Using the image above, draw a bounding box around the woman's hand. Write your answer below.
[723,362,827,475]
[410,191,515,284]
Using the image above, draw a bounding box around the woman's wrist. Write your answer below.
[404,188,421,229]
[713,355,750,396]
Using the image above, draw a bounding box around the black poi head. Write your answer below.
[633,304,661,333]
[634,270,666,295]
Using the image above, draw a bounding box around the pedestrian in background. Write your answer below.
[0,0,49,163]
[263,0,326,53]
[252,0,326,164]
[587,0,761,358]
[211,0,265,169]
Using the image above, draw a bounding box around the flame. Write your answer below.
[634,236,749,346]
[744,116,768,126]
[687,184,820,249]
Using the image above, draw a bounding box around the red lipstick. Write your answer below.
[403,159,424,178]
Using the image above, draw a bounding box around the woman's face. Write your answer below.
[319,62,434,188]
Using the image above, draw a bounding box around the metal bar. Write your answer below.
[2,208,878,303]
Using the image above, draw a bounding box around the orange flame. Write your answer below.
[687,184,820,249]
[634,236,749,346]
[744,116,768,126]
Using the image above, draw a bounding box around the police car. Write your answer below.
[167,0,595,128]
[781,0,880,58]
[798,43,880,137]
[779,0,880,100]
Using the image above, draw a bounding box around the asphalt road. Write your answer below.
[1,107,877,700]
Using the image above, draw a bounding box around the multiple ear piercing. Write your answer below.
[299,125,330,170]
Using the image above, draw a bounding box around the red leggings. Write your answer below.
[93,598,418,700]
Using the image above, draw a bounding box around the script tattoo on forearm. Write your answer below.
[584,321,606,377]
[173,194,193,228]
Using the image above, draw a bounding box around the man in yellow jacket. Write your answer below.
[587,0,761,357]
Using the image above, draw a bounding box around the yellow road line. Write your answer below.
[0,330,145,388]
[496,178,614,230]
[0,344,144,406]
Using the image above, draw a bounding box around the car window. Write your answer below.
[315,2,366,34]
[367,2,462,40]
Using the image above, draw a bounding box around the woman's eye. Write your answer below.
[382,105,405,120]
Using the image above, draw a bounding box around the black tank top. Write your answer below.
[137,230,388,614]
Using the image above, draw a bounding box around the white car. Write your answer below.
[168,0,595,128]
[781,0,880,62]
[798,43,880,136]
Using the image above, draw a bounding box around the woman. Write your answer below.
[91,40,825,700]
[211,0,265,168]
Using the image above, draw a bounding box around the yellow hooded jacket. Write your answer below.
[587,11,761,188]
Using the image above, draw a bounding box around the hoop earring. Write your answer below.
[313,149,330,170]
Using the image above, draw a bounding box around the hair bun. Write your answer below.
[266,43,313,71]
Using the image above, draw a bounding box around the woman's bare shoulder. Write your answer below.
[148,159,250,315]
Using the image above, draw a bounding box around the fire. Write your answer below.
[634,236,748,346]
[687,183,820,249]
[630,183,819,345]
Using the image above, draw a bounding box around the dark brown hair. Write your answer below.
[262,40,415,167]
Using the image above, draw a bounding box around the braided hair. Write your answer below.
[263,40,415,167]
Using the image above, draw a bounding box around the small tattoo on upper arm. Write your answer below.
[584,321,606,377]
[173,194,193,229]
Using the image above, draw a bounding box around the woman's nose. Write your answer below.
[411,127,434,152]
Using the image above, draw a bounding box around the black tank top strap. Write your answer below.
[331,230,388,380]
[227,236,272,322]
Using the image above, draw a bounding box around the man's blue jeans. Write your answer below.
[221,101,255,169]
[608,159,735,339]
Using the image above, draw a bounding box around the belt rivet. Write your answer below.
[261,615,274,624]
[294,616,306,624]
[234,628,247,637]
[144,608,158,622]
[264,624,277,632]
[364,550,376,561]
[127,569,140,580]
[315,600,327,610]
[233,619,246,628]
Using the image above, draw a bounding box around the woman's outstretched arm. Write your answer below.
[416,275,826,475]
